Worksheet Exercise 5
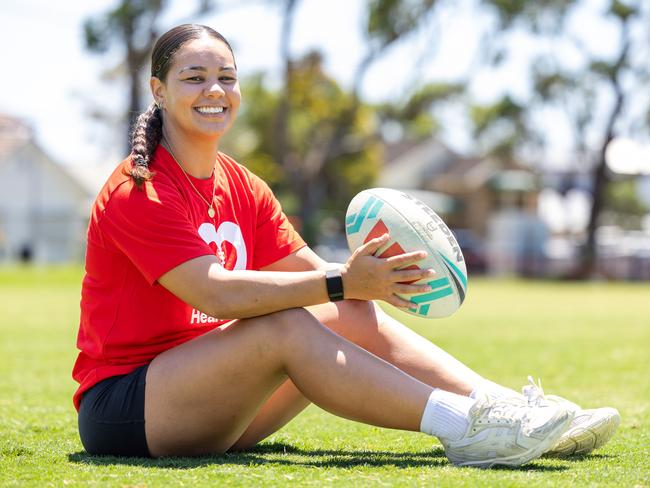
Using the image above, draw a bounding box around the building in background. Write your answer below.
[380,137,544,276]
[0,114,94,263]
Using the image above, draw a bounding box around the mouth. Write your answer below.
[195,106,227,116]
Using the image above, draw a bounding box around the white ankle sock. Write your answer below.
[470,379,520,401]
[419,389,474,441]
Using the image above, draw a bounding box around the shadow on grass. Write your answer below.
[67,441,569,471]
[546,453,618,463]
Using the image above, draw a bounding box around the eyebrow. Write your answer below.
[179,65,236,73]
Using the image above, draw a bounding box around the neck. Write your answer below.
[161,126,220,179]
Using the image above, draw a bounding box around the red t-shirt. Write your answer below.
[72,146,306,410]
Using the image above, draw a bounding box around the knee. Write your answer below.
[341,299,378,324]
[326,300,382,345]
[261,307,318,338]
[230,308,317,360]
[268,307,314,326]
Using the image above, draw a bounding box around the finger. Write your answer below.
[385,250,428,268]
[393,267,436,283]
[355,233,390,257]
[393,283,433,295]
[385,294,416,309]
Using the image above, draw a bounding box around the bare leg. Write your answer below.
[332,301,484,395]
[144,308,433,457]
[231,300,483,450]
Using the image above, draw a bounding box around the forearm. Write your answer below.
[159,236,434,321]
[207,266,330,319]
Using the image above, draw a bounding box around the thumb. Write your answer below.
[355,233,390,257]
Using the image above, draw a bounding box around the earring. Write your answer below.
[155,100,163,110]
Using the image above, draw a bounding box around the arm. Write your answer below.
[158,234,435,319]
[260,246,330,272]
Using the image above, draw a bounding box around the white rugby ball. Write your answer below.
[345,188,467,318]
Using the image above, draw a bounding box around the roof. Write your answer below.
[0,113,102,198]
[0,114,31,160]
[379,138,457,189]
[381,135,541,196]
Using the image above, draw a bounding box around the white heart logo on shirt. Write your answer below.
[198,222,247,270]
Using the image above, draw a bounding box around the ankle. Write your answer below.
[470,379,520,401]
[420,389,474,441]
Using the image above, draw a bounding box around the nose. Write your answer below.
[204,81,225,98]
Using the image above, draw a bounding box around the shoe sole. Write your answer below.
[454,410,575,468]
[544,408,620,458]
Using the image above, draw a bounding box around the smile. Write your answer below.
[195,106,225,114]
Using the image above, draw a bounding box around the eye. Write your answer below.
[184,76,204,82]
[220,76,237,83]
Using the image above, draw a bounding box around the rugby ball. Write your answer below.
[345,188,467,318]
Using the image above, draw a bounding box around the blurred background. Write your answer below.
[1,0,649,280]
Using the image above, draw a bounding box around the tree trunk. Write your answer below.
[576,24,629,279]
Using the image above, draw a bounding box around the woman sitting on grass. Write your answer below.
[72,23,619,468]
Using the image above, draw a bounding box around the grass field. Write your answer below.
[1,265,649,487]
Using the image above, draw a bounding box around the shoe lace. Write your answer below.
[475,396,527,426]
[522,375,546,407]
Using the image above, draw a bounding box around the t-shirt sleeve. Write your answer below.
[250,174,306,269]
[98,179,215,284]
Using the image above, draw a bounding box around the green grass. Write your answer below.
[1,265,649,487]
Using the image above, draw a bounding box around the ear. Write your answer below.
[150,76,165,108]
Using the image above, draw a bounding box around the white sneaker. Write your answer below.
[441,395,573,468]
[522,376,621,457]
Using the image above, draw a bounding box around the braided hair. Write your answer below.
[128,24,236,187]
[129,103,162,186]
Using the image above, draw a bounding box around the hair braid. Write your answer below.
[129,103,162,187]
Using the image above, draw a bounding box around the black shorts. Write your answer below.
[78,364,151,457]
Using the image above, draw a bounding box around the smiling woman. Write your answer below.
[71,23,618,467]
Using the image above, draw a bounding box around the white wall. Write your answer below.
[0,143,92,262]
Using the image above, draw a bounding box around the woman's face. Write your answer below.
[152,36,241,141]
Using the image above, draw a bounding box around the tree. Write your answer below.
[472,0,650,277]
[266,0,449,242]
[224,52,383,237]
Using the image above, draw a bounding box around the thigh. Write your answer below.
[144,314,291,457]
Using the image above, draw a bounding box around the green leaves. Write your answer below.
[470,96,523,137]
[609,0,637,21]
[366,0,437,48]
[83,0,165,51]
[230,52,381,223]
[481,0,573,34]
[83,18,110,52]
[533,72,573,101]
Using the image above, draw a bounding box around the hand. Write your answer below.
[341,233,436,309]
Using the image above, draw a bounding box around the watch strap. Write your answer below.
[325,268,344,302]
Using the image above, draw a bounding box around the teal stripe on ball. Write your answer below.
[346,196,377,234]
[410,286,454,304]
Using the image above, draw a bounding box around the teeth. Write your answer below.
[197,106,224,114]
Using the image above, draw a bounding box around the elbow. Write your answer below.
[202,292,240,321]
[201,274,253,320]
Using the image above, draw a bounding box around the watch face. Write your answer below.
[326,270,344,301]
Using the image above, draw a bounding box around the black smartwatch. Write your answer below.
[325,268,344,302]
